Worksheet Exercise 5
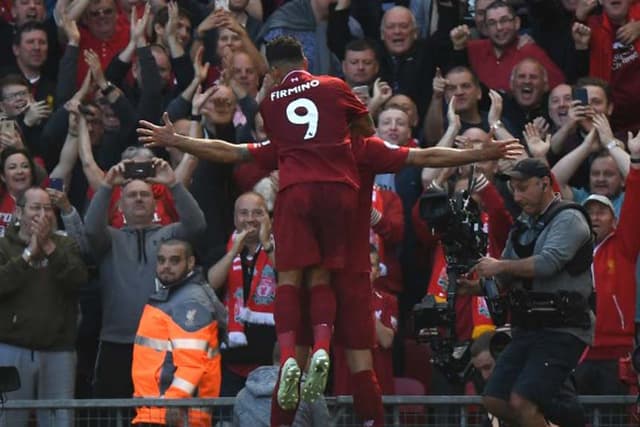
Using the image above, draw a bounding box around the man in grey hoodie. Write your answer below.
[85,157,206,400]
[233,346,329,427]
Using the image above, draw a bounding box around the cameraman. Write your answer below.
[474,158,594,427]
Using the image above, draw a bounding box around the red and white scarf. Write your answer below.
[225,232,276,347]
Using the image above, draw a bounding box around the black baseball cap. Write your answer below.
[503,158,551,180]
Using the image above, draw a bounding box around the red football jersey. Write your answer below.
[248,136,409,273]
[259,70,369,191]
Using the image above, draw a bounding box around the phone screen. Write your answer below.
[0,120,15,134]
[214,0,229,10]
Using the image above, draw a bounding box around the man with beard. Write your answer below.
[132,239,226,427]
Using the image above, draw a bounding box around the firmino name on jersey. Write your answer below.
[270,79,320,101]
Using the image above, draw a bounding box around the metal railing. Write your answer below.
[0,395,637,426]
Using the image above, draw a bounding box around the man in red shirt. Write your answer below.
[259,35,375,409]
[450,0,564,92]
[75,0,130,84]
[138,108,522,426]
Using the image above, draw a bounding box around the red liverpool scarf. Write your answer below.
[225,232,276,347]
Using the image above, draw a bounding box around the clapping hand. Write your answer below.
[524,121,551,158]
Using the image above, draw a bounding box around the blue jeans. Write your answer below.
[0,342,76,427]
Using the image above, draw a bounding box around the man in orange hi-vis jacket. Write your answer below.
[132,239,227,426]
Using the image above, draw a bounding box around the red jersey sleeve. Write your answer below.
[247,141,278,171]
[353,136,409,174]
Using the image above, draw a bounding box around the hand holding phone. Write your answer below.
[572,88,589,106]
[48,178,64,192]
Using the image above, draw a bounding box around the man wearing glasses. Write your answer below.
[0,187,88,427]
[449,0,564,92]
[75,0,129,85]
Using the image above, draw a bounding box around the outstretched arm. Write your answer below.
[407,140,523,168]
[138,113,253,164]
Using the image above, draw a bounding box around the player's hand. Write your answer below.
[524,122,551,158]
[450,24,470,50]
[138,113,178,148]
[482,138,524,161]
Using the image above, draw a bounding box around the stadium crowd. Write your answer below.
[0,0,639,426]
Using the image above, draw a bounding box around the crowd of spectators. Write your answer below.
[0,0,639,425]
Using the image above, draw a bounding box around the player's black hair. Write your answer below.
[265,36,304,67]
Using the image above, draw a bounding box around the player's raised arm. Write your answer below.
[406,139,524,168]
[137,113,253,164]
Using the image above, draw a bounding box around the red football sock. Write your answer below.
[270,373,298,427]
[274,284,301,364]
[310,284,336,353]
[351,370,384,426]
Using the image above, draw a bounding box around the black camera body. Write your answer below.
[412,188,507,383]
[418,189,487,272]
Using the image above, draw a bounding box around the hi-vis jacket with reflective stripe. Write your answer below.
[132,269,226,426]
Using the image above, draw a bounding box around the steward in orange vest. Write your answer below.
[132,240,227,426]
